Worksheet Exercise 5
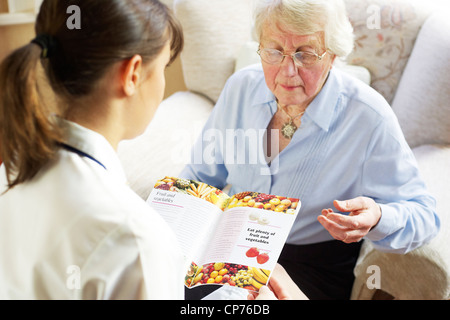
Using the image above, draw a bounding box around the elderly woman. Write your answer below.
[181,0,439,300]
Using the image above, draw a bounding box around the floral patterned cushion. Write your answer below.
[344,0,432,103]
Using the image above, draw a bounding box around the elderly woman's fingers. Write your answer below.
[321,208,333,216]
[325,211,368,230]
[334,197,382,229]
[319,196,383,243]
[317,212,366,243]
[333,197,370,213]
[317,214,348,241]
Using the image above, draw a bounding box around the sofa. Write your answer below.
[117,0,450,299]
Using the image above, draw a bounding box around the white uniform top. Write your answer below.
[0,120,185,300]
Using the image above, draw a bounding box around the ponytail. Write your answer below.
[0,43,63,191]
[0,0,183,192]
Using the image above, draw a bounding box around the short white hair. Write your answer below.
[253,0,354,58]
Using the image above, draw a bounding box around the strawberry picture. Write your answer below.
[246,247,260,258]
[256,253,269,265]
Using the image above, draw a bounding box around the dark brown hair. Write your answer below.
[0,0,183,191]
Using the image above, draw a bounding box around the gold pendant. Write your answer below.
[281,121,297,139]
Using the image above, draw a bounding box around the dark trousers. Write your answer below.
[278,240,363,300]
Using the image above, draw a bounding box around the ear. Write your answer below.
[328,53,337,70]
[121,55,143,97]
[331,54,337,65]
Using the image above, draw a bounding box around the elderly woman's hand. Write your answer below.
[318,197,382,244]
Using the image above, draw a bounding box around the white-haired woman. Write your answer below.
[181,0,439,299]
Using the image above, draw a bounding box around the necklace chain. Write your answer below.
[277,103,306,139]
[278,103,306,122]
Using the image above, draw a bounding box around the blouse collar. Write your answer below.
[304,68,342,132]
[61,120,128,184]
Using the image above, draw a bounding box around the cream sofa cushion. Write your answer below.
[174,0,254,103]
[391,12,450,148]
[118,92,213,200]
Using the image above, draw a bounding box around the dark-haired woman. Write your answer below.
[0,0,184,299]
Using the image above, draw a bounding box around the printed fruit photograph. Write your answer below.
[184,262,271,292]
[248,267,271,290]
[245,247,260,258]
[184,262,202,287]
[248,211,271,225]
[186,262,248,288]
[154,176,178,192]
[227,191,300,214]
[154,177,230,210]
[256,252,270,265]
[245,247,270,265]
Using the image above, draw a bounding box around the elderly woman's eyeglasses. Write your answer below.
[257,47,327,67]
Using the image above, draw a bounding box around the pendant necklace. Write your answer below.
[277,103,305,139]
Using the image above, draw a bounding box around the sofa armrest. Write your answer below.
[352,145,450,299]
[352,240,450,300]
[118,91,213,200]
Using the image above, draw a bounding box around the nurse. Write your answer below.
[0,0,184,299]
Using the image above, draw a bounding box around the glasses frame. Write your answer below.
[257,47,328,67]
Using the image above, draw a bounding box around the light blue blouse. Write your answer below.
[180,64,439,253]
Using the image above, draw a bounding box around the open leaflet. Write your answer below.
[146,176,300,292]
